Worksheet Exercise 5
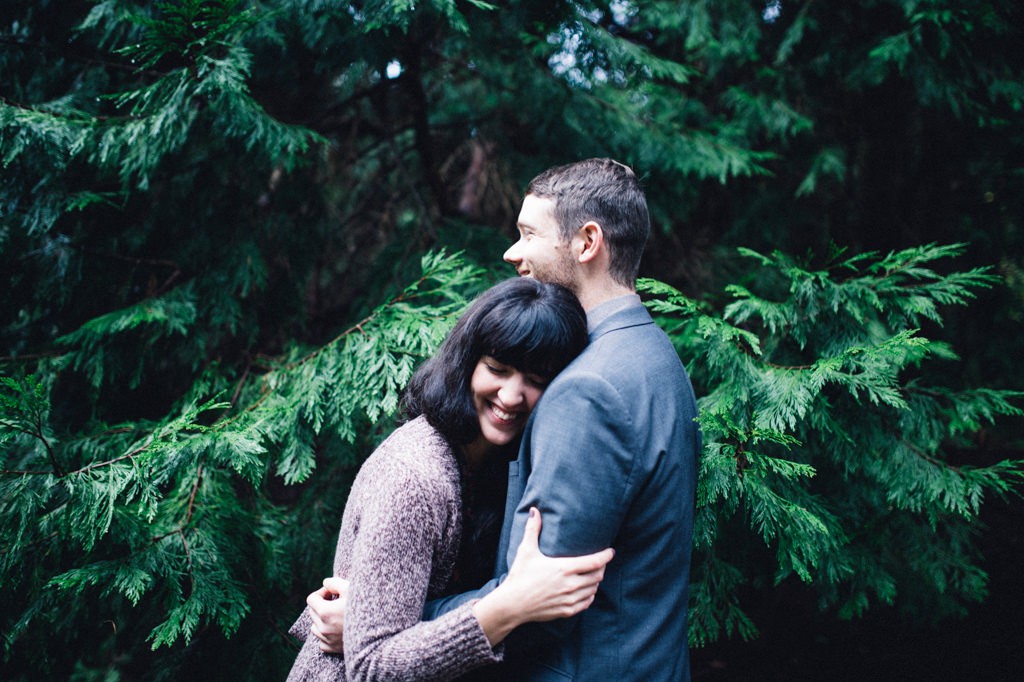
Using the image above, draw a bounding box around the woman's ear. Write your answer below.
[576,221,604,264]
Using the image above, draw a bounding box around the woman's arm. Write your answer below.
[311,506,614,658]
[471,507,614,646]
[342,466,499,682]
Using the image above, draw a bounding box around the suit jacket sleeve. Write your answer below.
[426,372,633,635]
[422,578,499,620]
[517,372,634,552]
[503,371,636,638]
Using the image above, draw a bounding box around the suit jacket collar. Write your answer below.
[587,294,651,341]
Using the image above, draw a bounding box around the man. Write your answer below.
[309,158,700,680]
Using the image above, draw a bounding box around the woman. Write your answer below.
[287,278,612,681]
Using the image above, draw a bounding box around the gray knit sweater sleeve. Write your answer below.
[286,418,501,681]
[342,458,499,681]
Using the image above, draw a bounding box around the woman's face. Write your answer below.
[468,355,546,451]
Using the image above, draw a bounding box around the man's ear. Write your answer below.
[577,221,604,264]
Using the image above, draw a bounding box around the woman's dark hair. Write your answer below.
[402,277,587,446]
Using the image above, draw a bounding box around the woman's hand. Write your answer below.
[472,507,614,646]
[307,576,351,654]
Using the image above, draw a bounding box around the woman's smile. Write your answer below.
[468,356,545,456]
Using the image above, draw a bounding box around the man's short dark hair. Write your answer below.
[402,277,587,446]
[526,158,650,287]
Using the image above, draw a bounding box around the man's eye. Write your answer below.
[527,375,549,388]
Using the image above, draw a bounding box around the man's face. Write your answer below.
[504,194,579,293]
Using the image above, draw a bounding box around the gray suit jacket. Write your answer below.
[430,299,699,681]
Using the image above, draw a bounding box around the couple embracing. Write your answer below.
[287,158,700,681]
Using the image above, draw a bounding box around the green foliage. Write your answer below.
[123,0,258,70]
[1,250,483,676]
[641,243,1024,645]
[2,0,1022,678]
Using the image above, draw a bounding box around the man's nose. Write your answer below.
[503,239,522,265]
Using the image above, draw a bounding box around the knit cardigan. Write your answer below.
[287,416,502,681]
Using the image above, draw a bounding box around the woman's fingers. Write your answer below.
[306,579,348,654]
[555,546,615,579]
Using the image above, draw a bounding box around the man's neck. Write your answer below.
[576,280,636,312]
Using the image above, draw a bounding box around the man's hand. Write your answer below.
[307,577,350,654]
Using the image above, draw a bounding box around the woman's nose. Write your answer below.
[498,376,525,406]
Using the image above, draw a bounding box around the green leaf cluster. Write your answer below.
[642,243,1023,645]
[1,250,483,677]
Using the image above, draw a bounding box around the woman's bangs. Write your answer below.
[482,306,571,378]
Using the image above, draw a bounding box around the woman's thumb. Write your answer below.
[322,576,350,597]
[521,506,542,551]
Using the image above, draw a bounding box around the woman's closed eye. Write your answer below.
[481,356,550,389]
[482,357,510,375]
[525,374,550,389]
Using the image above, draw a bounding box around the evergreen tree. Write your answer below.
[2,0,1022,678]
[642,243,1023,644]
